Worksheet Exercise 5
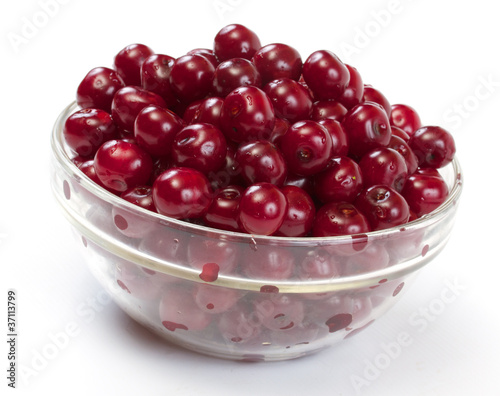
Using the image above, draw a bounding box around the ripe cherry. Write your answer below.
[409,126,456,169]
[140,54,178,109]
[169,54,215,103]
[390,104,422,136]
[312,201,371,237]
[263,78,313,123]
[314,156,363,203]
[114,43,155,86]
[203,185,244,232]
[337,64,364,109]
[358,147,408,192]
[76,67,125,113]
[238,182,287,235]
[401,171,449,217]
[310,100,347,122]
[317,119,349,157]
[213,24,261,62]
[212,58,262,97]
[276,185,316,237]
[362,85,391,117]
[252,43,302,84]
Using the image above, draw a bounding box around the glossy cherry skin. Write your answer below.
[63,108,116,157]
[152,167,213,219]
[390,104,422,136]
[171,123,227,174]
[111,86,167,132]
[114,43,155,86]
[212,58,262,97]
[359,147,408,192]
[120,186,156,212]
[401,172,449,217]
[203,185,244,232]
[76,67,125,113]
[312,201,371,237]
[269,117,290,147]
[188,96,224,130]
[140,54,178,109]
[252,43,302,84]
[310,100,347,122]
[342,102,392,159]
[275,185,316,237]
[235,140,287,186]
[238,182,287,235]
[186,48,219,69]
[409,126,456,169]
[391,125,411,142]
[213,24,261,62]
[94,139,153,192]
[219,86,275,143]
[337,65,364,110]
[314,156,363,203]
[78,159,118,193]
[169,54,215,103]
[354,185,410,230]
[388,134,418,174]
[362,85,391,117]
[302,50,350,100]
[280,120,332,176]
[317,119,349,157]
[263,78,313,123]
[134,105,184,158]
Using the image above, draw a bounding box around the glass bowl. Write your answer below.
[50,102,463,361]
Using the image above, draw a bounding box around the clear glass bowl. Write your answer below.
[50,102,463,361]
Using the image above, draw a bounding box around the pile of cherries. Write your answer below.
[65,24,456,238]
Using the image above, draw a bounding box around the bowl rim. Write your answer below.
[51,101,464,292]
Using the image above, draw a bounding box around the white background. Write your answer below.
[2,0,499,395]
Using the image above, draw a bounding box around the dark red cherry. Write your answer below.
[171,123,227,174]
[263,78,313,123]
[238,182,287,235]
[235,140,287,186]
[78,159,118,193]
[207,146,244,190]
[314,156,363,203]
[252,43,302,84]
[219,86,275,143]
[111,86,166,132]
[342,102,392,159]
[388,135,418,174]
[409,126,456,169]
[302,50,350,100]
[120,186,156,212]
[213,24,261,62]
[186,48,219,69]
[94,139,153,192]
[310,100,347,121]
[189,96,224,130]
[337,65,364,109]
[140,54,178,109]
[212,58,262,97]
[76,67,125,113]
[354,185,410,230]
[358,147,408,192]
[401,172,449,217]
[362,85,391,117]
[169,54,215,103]
[269,117,290,147]
[312,201,371,237]
[275,185,316,237]
[317,119,349,157]
[391,125,411,142]
[63,108,116,157]
[279,120,332,176]
[203,185,244,232]
[134,105,184,158]
[152,167,213,219]
[390,104,422,136]
[114,43,155,86]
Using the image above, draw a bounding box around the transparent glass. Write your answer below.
[50,102,463,361]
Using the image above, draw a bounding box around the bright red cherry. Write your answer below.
[152,167,213,219]
[140,54,178,109]
[302,50,350,100]
[279,120,332,176]
[169,54,215,103]
[409,126,456,169]
[317,119,349,157]
[212,58,262,97]
[76,67,125,113]
[358,147,408,192]
[203,185,244,232]
[401,171,449,217]
[276,185,316,237]
[120,186,156,212]
[171,123,227,174]
[263,78,313,123]
[238,182,287,235]
[388,135,418,174]
[235,140,287,186]
[314,156,363,203]
[94,139,153,192]
[252,43,302,84]
[219,86,275,143]
[342,102,392,159]
[310,100,347,121]
[134,105,184,158]
[114,43,155,86]
[63,108,116,157]
[312,201,371,237]
[213,24,261,62]
[362,85,391,117]
[390,104,422,136]
[186,48,219,69]
[355,185,410,230]
[337,64,364,109]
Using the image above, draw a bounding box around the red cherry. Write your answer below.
[169,54,215,103]
[276,185,316,237]
[213,24,261,62]
[401,171,449,217]
[310,100,347,122]
[76,67,125,113]
[114,43,155,86]
[263,78,313,123]
[203,185,244,232]
[362,85,391,117]
[409,126,456,169]
[312,202,371,237]
[252,43,302,84]
[390,104,422,136]
[140,54,178,109]
[337,64,364,109]
[212,57,262,97]
[358,147,409,192]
